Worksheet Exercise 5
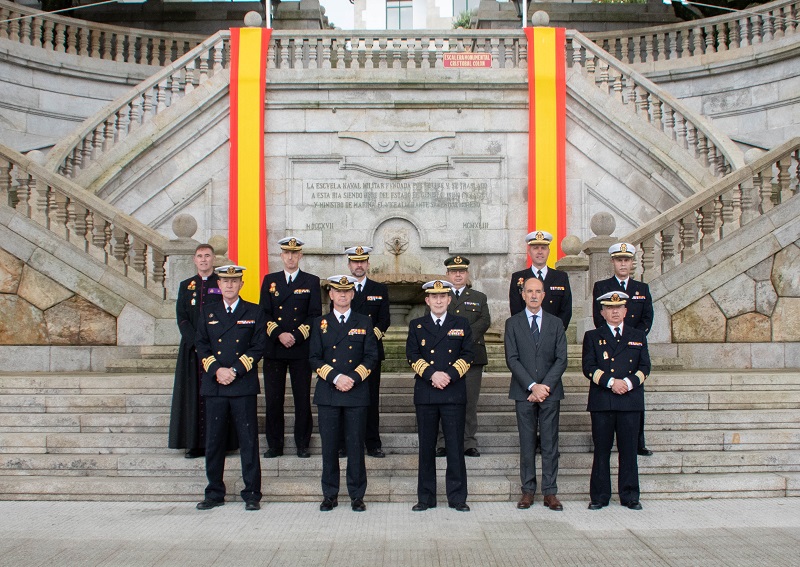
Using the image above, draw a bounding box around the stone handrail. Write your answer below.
[567,30,742,177]
[624,137,800,281]
[0,0,203,65]
[1,144,196,299]
[46,31,230,178]
[586,0,799,65]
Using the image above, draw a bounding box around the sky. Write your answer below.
[320,0,355,29]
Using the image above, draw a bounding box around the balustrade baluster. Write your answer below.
[664,31,674,61]
[704,25,716,54]
[114,34,125,62]
[89,217,109,263]
[116,108,130,143]
[322,37,333,70]
[375,38,387,69]
[184,61,196,94]
[612,73,624,104]
[490,38,500,69]
[0,159,11,207]
[103,118,116,151]
[64,25,77,55]
[309,38,319,69]
[31,17,43,48]
[503,38,513,69]
[754,169,773,213]
[71,204,90,252]
[90,28,101,58]
[660,224,678,273]
[102,31,113,60]
[696,133,709,167]
[111,227,131,275]
[293,37,305,69]
[53,23,65,53]
[407,37,419,69]
[77,27,88,57]
[793,149,800,196]
[143,85,156,118]
[32,181,50,228]
[719,189,736,238]
[569,38,581,70]
[0,8,8,41]
[751,15,763,44]
[131,238,148,287]
[19,17,30,45]
[42,20,54,50]
[698,202,718,250]
[170,73,182,107]
[129,96,142,132]
[92,127,104,161]
[680,213,699,260]
[639,236,656,282]
[278,38,288,69]
[597,60,609,91]
[51,193,69,240]
[14,172,32,217]
[739,177,758,225]
[652,98,663,130]
[151,249,167,298]
[692,25,704,55]
[63,153,74,178]
[71,145,83,173]
[680,28,690,56]
[518,36,527,70]
[434,38,444,69]
[776,157,792,204]
[586,54,596,77]
[199,51,210,82]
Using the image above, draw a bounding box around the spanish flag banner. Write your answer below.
[525,27,567,264]
[229,27,271,302]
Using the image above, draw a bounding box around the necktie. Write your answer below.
[227,306,232,315]
[614,327,621,339]
[537,270,544,282]
[455,290,460,299]
[531,314,540,343]
[339,315,346,325]
[357,283,362,294]
[619,279,626,291]
[287,275,293,285]
[435,318,442,328]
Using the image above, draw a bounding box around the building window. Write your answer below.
[387,0,412,30]
[453,0,479,15]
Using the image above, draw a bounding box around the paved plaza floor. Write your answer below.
[1,498,798,566]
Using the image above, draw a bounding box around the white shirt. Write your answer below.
[223,298,240,313]
[430,312,448,326]
[617,277,629,288]
[532,265,548,280]
[453,286,466,296]
[606,322,632,391]
[284,269,299,284]
[332,309,352,384]
[525,307,543,391]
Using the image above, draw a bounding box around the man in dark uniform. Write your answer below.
[436,255,490,458]
[259,236,322,458]
[195,265,266,511]
[310,275,379,512]
[509,230,572,330]
[169,243,225,458]
[582,291,651,511]
[591,242,654,457]
[407,280,474,512]
[343,246,390,458]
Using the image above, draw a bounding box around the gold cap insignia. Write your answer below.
[226,266,236,275]
[620,243,627,253]
[339,276,349,285]
[454,256,463,264]
[611,293,620,302]
[355,246,364,255]
[433,281,444,290]
[288,238,297,247]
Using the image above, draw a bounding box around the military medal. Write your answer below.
[421,339,426,346]
[191,299,195,305]
[603,351,609,360]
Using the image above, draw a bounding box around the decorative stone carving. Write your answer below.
[339,132,456,154]
[672,295,726,343]
[710,273,755,318]
[772,244,800,297]
[17,266,73,311]
[0,296,49,345]
[0,248,23,294]
[727,312,771,343]
[45,296,117,345]
[772,298,800,342]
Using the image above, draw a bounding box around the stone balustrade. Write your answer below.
[0,0,202,65]
[625,137,800,282]
[568,31,740,178]
[1,145,196,300]
[586,0,799,65]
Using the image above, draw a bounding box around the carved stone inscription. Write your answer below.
[305,179,488,211]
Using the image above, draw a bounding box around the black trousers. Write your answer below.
[416,403,467,506]
[263,357,313,450]
[638,409,647,450]
[339,364,382,453]
[318,404,368,500]
[590,410,640,505]
[204,395,261,503]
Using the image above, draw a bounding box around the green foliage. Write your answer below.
[452,9,476,29]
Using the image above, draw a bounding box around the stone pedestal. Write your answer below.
[272,0,328,30]
[556,235,589,344]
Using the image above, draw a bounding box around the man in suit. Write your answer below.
[505,276,568,511]
[169,244,224,458]
[195,265,266,511]
[591,242,654,457]
[583,291,651,511]
[343,246,390,458]
[310,275,379,512]
[509,230,572,330]
[436,255,490,458]
[259,236,322,458]
[406,280,474,512]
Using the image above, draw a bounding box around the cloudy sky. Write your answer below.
[320,0,355,29]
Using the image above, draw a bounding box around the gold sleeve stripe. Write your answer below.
[299,324,311,340]
[355,365,370,380]
[411,359,430,376]
[636,370,647,384]
[202,356,216,372]
[266,321,279,336]
[452,359,470,377]
[317,364,334,380]
[239,355,254,372]
[373,327,383,340]
[592,369,605,385]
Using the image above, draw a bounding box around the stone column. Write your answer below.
[166,214,201,301]
[579,212,618,341]
[555,235,589,344]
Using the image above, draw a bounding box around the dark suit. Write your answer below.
[406,314,474,506]
[441,287,490,451]
[505,309,567,497]
[349,278,390,451]
[195,298,266,503]
[168,274,223,451]
[259,270,322,452]
[592,276,654,450]
[309,311,379,500]
[509,267,572,329]
[582,324,651,505]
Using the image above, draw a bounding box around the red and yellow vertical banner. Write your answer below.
[525,27,567,264]
[229,27,271,302]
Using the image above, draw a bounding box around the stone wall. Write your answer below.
[0,248,117,346]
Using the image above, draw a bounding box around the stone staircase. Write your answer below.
[1,369,798,503]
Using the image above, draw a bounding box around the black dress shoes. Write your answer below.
[185,449,205,459]
[412,502,436,512]
[196,499,224,510]
[320,496,338,511]
[449,502,470,512]
[588,501,608,510]
[296,447,311,458]
[638,447,654,456]
[351,498,366,512]
[435,447,446,457]
[464,448,480,457]
[245,501,261,511]
[622,501,643,510]
[367,448,386,458]
[263,448,283,458]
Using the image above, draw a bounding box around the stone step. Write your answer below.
[0,471,794,502]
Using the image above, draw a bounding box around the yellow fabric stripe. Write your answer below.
[636,370,647,384]
[202,356,216,372]
[355,365,370,380]
[298,324,310,340]
[317,364,334,380]
[239,355,254,372]
[266,321,278,336]
[411,360,430,376]
[453,359,470,377]
[373,327,383,340]
[592,369,605,385]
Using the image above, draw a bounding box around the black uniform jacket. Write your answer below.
[509,267,572,329]
[582,325,651,413]
[337,278,390,361]
[176,274,222,348]
[591,277,653,334]
[309,312,380,407]
[406,314,474,406]
[259,270,322,359]
[448,287,490,366]
[196,299,267,397]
